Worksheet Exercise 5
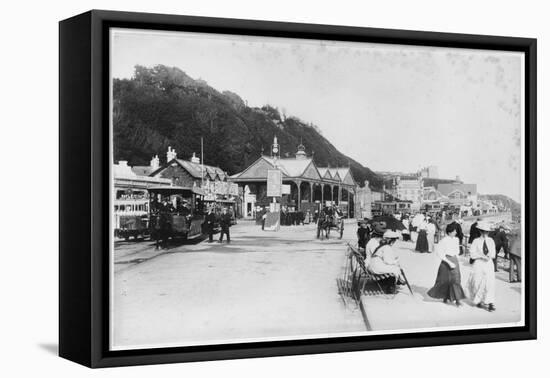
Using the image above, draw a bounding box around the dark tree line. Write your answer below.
[113,65,382,189]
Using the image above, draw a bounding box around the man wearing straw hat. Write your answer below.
[467,220,497,312]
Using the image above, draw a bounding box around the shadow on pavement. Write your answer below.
[37,343,58,355]
[410,284,439,302]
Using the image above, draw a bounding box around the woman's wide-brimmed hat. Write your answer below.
[476,220,492,232]
[383,230,400,239]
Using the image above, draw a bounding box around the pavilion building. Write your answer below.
[230,138,358,219]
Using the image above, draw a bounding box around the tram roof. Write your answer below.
[147,186,206,196]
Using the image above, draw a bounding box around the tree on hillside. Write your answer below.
[113,64,382,189]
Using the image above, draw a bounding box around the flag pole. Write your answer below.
[201,137,204,187]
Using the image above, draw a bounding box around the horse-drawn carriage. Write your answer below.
[316,207,345,240]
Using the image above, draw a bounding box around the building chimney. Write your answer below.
[118,160,128,167]
[150,155,160,170]
[191,152,200,164]
[166,146,177,162]
[455,175,461,182]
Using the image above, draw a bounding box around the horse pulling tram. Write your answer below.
[148,186,206,248]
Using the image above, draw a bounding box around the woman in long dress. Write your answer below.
[467,221,497,312]
[368,230,406,284]
[427,222,466,306]
[426,218,437,252]
[415,220,429,253]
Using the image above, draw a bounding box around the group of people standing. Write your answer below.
[280,208,306,226]
[427,220,500,311]
[356,215,510,312]
[204,207,233,243]
[401,214,441,253]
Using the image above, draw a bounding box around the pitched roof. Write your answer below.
[327,168,342,181]
[318,167,352,184]
[150,158,227,181]
[175,159,227,180]
[230,156,355,186]
[335,167,357,186]
[131,166,154,177]
[231,156,325,181]
[437,183,477,196]
[317,167,331,178]
[260,157,311,177]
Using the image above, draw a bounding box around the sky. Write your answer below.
[111,29,524,202]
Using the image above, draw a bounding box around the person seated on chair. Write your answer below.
[365,221,385,261]
[367,230,406,285]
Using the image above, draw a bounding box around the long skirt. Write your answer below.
[427,256,465,301]
[415,230,429,253]
[468,258,496,304]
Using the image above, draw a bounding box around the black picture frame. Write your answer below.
[59,9,537,368]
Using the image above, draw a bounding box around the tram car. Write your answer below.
[148,186,206,242]
[113,189,150,241]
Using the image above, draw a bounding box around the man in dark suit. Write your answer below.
[490,225,510,271]
[357,220,370,250]
[158,198,174,249]
[205,208,216,243]
[218,208,231,244]
[450,219,464,254]
[509,233,521,282]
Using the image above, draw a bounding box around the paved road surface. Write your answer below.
[111,218,523,350]
[112,220,364,350]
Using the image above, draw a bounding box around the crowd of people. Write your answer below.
[356,213,520,312]
[255,204,344,229]
[280,207,307,225]
[151,196,236,248]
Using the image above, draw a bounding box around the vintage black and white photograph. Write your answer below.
[109,28,525,351]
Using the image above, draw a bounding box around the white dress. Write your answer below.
[426,222,436,252]
[467,236,497,304]
[365,237,380,266]
[368,245,402,276]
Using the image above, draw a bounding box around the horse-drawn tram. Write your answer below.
[114,188,150,241]
[148,186,206,246]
